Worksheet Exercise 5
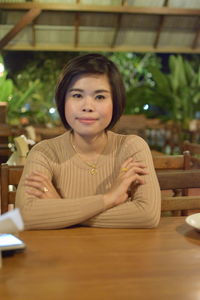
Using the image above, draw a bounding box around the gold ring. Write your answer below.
[121,167,128,172]
[43,187,48,193]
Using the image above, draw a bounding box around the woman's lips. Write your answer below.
[77,118,97,124]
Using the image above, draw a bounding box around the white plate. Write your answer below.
[185,213,200,232]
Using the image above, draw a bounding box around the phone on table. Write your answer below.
[0,234,26,256]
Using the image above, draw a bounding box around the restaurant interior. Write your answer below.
[0,0,200,299]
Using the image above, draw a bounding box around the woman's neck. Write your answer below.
[71,131,107,160]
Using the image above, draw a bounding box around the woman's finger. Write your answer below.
[127,174,145,185]
[24,180,46,192]
[26,188,44,198]
[127,166,148,175]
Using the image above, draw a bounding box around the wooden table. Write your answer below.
[0,217,200,300]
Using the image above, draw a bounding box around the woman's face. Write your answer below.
[65,74,113,138]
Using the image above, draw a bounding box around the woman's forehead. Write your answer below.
[68,73,111,90]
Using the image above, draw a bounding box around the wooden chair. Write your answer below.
[0,124,12,163]
[183,140,200,168]
[153,151,192,215]
[153,151,191,171]
[157,169,200,213]
[0,164,24,214]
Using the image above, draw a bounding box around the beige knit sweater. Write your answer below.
[16,131,161,230]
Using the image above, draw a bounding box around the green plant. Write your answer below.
[0,54,41,125]
[7,80,40,126]
[106,52,161,91]
[104,52,161,114]
[10,52,77,125]
[0,56,13,102]
[127,55,200,126]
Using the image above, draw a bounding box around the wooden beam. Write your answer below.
[153,0,169,48]
[0,8,41,49]
[192,17,200,49]
[0,3,200,16]
[74,12,80,48]
[2,44,200,54]
[111,0,126,48]
[31,19,36,47]
[111,14,122,48]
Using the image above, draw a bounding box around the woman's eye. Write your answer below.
[96,95,105,100]
[72,93,82,98]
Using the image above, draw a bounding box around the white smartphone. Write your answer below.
[0,234,26,255]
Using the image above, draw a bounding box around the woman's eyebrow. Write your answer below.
[94,89,111,94]
[68,88,83,92]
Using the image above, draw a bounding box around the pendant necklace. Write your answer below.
[70,133,106,175]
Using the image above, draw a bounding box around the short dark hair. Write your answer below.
[55,53,126,130]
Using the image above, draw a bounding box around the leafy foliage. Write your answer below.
[0,56,13,102]
[2,52,77,125]
[126,55,200,127]
[1,52,199,130]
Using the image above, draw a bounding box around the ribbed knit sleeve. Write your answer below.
[81,135,161,228]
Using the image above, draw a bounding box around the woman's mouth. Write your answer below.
[77,118,97,124]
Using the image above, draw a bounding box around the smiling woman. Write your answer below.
[65,74,113,142]
[15,53,161,230]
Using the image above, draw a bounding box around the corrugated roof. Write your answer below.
[0,0,199,53]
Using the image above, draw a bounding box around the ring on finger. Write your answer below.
[43,186,48,193]
[121,167,129,172]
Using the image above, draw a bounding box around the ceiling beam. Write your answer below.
[111,0,127,48]
[192,29,200,49]
[0,3,200,16]
[3,44,200,54]
[153,0,169,49]
[0,8,41,49]
[192,17,200,49]
[74,12,80,48]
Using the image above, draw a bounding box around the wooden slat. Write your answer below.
[0,164,24,214]
[157,169,200,190]
[8,166,24,185]
[0,3,200,16]
[111,13,122,48]
[153,155,185,170]
[192,17,200,49]
[161,195,200,211]
[183,140,200,154]
[74,12,80,48]
[111,0,126,48]
[0,8,41,49]
[153,0,169,49]
[8,192,16,205]
[3,44,200,54]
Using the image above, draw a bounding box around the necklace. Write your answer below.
[70,133,106,175]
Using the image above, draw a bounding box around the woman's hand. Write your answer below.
[24,171,61,199]
[103,157,148,210]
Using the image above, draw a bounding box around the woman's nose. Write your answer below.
[82,108,93,112]
[82,97,94,112]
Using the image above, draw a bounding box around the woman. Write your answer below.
[16,53,161,229]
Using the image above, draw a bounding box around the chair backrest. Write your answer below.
[183,140,200,168]
[153,151,191,171]
[0,164,23,214]
[157,169,200,212]
[153,151,195,214]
